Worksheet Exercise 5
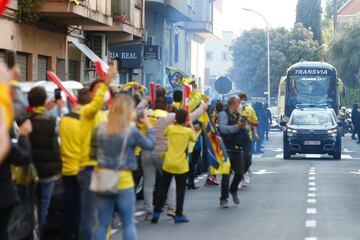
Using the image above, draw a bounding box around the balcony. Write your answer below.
[145,0,193,22]
[36,0,112,26]
[84,0,143,38]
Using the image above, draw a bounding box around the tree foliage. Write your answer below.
[296,0,322,43]
[328,24,360,89]
[229,24,323,97]
[324,0,347,21]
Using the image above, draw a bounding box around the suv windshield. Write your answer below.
[290,111,335,126]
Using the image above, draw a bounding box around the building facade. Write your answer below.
[337,0,360,26]
[0,0,112,82]
[204,31,234,96]
[144,0,222,91]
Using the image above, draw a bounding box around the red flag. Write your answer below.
[0,0,10,15]
[183,84,191,110]
[95,61,105,80]
[150,82,155,104]
[47,71,78,105]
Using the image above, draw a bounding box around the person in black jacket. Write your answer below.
[0,121,32,240]
[351,104,360,143]
[27,86,67,234]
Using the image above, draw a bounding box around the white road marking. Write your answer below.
[305,220,317,227]
[309,176,316,180]
[350,170,360,175]
[342,154,353,159]
[310,167,315,170]
[307,208,317,214]
[252,154,263,158]
[252,169,274,175]
[309,187,317,191]
[135,211,145,217]
[111,229,118,235]
[307,199,317,203]
[309,182,316,186]
[275,154,283,159]
[305,238,317,240]
[194,180,200,183]
[309,172,315,175]
[308,193,316,197]
[343,148,355,153]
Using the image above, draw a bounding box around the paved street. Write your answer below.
[112,130,360,240]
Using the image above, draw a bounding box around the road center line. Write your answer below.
[309,176,316,180]
[305,220,317,227]
[309,187,317,191]
[308,193,316,197]
[309,172,315,175]
[309,182,316,186]
[305,238,317,240]
[307,208,317,214]
[307,199,316,203]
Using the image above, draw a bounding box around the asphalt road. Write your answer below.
[112,130,360,240]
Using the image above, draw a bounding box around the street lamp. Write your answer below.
[242,8,271,105]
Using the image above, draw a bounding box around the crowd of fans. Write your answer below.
[0,54,274,240]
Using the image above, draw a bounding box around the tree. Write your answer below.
[328,23,360,89]
[229,24,323,98]
[296,0,322,43]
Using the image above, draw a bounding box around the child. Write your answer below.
[152,109,196,223]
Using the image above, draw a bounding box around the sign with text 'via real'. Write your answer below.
[109,44,142,69]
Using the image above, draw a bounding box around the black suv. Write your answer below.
[282,108,341,160]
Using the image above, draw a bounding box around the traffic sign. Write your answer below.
[215,76,232,94]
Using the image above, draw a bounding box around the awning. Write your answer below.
[70,39,109,72]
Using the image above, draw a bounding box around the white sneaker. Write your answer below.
[244,173,250,185]
[238,180,244,190]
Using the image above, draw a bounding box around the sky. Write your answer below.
[220,0,299,33]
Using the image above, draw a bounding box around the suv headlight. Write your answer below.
[287,128,297,136]
[327,128,338,137]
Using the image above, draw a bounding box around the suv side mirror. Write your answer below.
[280,121,287,127]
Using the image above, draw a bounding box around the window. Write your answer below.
[206,51,213,61]
[174,34,179,63]
[17,52,28,82]
[68,60,78,81]
[222,52,228,61]
[38,55,48,81]
[57,59,66,81]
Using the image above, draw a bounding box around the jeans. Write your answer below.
[188,148,201,186]
[142,150,175,214]
[221,151,245,201]
[77,168,96,240]
[38,179,56,229]
[244,141,252,173]
[62,176,80,240]
[0,207,14,240]
[94,188,137,240]
[154,171,188,216]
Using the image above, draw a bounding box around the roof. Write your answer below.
[287,61,336,74]
[337,0,360,15]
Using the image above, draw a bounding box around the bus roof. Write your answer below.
[287,61,336,76]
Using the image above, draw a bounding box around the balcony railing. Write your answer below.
[36,0,112,26]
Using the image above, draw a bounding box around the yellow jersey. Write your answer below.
[163,124,196,174]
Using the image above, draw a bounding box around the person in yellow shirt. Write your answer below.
[152,109,196,224]
[93,94,155,240]
[238,93,259,188]
[59,88,91,240]
[77,62,118,240]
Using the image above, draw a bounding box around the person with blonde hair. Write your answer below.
[93,94,156,240]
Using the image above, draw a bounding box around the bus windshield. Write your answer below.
[287,75,336,105]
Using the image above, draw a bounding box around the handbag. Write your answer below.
[89,127,130,195]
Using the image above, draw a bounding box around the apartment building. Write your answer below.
[144,0,222,91]
[0,0,112,81]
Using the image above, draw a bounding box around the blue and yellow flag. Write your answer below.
[199,112,230,174]
[165,66,194,89]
